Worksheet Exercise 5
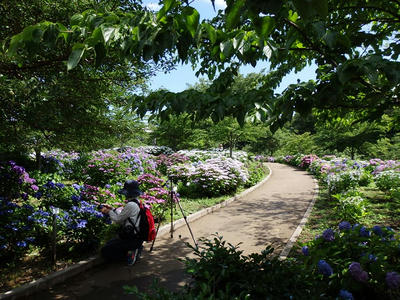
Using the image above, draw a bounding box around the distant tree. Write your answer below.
[0,0,157,166]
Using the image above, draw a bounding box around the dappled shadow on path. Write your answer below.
[29,235,197,300]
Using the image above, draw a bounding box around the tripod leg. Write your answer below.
[176,199,198,250]
[149,202,170,252]
[170,190,174,238]
[149,221,162,252]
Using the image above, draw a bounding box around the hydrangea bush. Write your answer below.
[0,147,266,265]
[300,222,400,299]
[170,156,249,197]
[0,198,37,261]
[374,170,400,192]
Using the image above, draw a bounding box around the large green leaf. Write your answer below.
[203,24,217,44]
[70,14,84,26]
[293,0,328,19]
[94,43,106,67]
[157,0,176,21]
[182,7,200,38]
[254,16,275,38]
[220,40,233,58]
[67,43,86,70]
[226,0,245,29]
[101,26,116,44]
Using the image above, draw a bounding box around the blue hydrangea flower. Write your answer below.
[44,181,56,189]
[368,254,377,262]
[386,272,400,289]
[322,228,335,241]
[55,183,65,188]
[302,246,309,256]
[71,195,81,202]
[359,226,370,237]
[339,221,351,231]
[318,260,333,276]
[72,183,82,191]
[339,289,354,300]
[76,219,88,229]
[34,191,43,199]
[16,241,27,247]
[372,225,383,236]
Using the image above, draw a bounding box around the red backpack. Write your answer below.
[132,200,156,242]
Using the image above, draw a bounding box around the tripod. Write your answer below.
[149,177,198,251]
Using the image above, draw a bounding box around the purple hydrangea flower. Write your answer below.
[349,262,369,282]
[339,289,354,300]
[322,228,335,241]
[339,221,351,231]
[386,272,400,289]
[31,184,39,191]
[302,246,309,256]
[318,260,333,276]
[55,183,65,188]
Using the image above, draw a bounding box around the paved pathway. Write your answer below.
[28,163,317,299]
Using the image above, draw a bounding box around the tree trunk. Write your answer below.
[229,132,233,158]
[35,148,42,170]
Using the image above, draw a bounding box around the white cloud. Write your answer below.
[146,2,161,11]
[214,0,227,9]
[199,0,227,10]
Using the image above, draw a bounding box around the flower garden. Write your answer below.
[269,154,400,299]
[134,154,399,299]
[0,146,268,292]
[2,149,400,299]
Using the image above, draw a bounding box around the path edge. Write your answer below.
[1,165,272,300]
[278,176,319,260]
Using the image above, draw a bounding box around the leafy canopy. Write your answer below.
[4,0,400,129]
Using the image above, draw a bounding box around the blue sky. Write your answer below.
[144,0,316,93]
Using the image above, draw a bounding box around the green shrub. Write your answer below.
[125,236,319,299]
[243,160,268,188]
[332,192,367,223]
[374,171,400,192]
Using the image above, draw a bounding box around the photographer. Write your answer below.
[100,180,144,266]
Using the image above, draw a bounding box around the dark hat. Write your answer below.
[118,180,142,198]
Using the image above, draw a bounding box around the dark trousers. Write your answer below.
[101,237,143,262]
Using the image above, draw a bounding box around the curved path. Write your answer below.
[29,163,317,300]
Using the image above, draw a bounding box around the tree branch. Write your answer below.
[283,18,338,67]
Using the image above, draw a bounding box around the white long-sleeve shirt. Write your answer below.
[108,201,141,229]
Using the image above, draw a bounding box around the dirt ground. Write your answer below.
[25,163,317,300]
